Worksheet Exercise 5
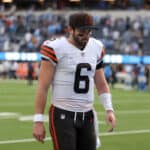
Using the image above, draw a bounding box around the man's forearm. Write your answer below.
[34,85,49,114]
[34,88,48,122]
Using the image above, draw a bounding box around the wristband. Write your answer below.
[99,93,114,111]
[33,114,44,122]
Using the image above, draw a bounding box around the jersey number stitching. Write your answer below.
[74,63,92,93]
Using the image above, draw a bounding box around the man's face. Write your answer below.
[72,28,92,48]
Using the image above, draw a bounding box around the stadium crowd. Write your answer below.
[0,10,150,91]
[0,11,150,55]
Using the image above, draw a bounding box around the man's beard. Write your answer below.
[72,34,88,50]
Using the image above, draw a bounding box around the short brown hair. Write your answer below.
[69,12,94,29]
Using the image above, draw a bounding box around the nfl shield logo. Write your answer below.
[60,114,66,120]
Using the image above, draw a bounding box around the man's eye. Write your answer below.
[78,34,84,36]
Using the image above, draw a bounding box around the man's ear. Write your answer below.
[68,26,74,34]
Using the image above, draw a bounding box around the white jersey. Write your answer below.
[40,37,105,112]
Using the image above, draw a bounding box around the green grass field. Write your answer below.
[0,79,150,150]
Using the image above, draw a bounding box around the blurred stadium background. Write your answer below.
[0,0,150,150]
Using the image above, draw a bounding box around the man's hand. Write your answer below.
[106,110,116,132]
[33,122,46,143]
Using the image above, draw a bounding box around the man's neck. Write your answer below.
[68,37,85,50]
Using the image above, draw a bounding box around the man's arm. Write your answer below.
[33,60,55,142]
[34,60,55,114]
[94,68,110,94]
[94,68,116,131]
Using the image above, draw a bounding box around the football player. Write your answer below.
[33,12,116,150]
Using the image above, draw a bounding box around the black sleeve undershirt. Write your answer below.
[96,60,104,70]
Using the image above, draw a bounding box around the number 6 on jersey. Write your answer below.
[74,63,92,93]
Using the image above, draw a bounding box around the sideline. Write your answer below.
[1,109,150,121]
[1,129,150,144]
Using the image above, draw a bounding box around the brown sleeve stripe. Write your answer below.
[41,50,58,64]
[41,45,56,55]
[41,46,57,59]
[40,45,58,64]
[40,48,57,60]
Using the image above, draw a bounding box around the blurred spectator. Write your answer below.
[136,62,147,91]
[2,61,11,78]
[27,62,34,85]
[129,0,144,9]
[124,64,135,88]
[9,61,18,79]
[145,65,150,91]
[104,64,112,84]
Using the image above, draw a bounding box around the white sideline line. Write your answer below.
[0,138,50,145]
[100,129,150,136]
[1,109,150,120]
[1,129,150,144]
[97,110,150,115]
[0,138,39,144]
